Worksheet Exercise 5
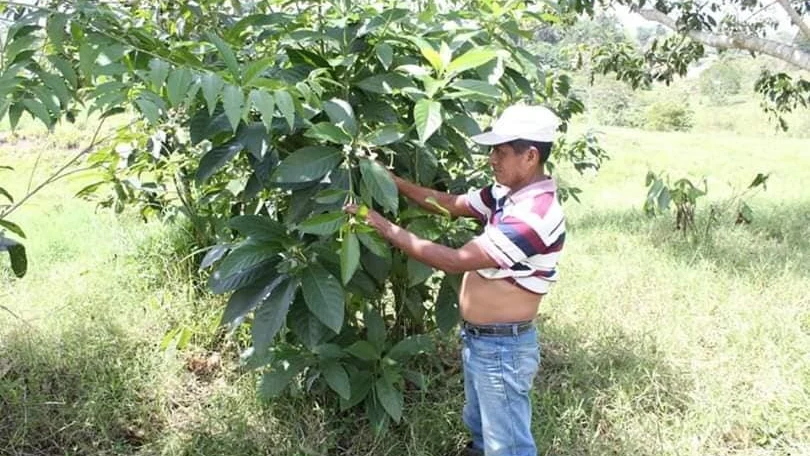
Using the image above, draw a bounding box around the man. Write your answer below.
[345,105,566,456]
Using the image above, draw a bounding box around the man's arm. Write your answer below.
[348,205,498,274]
[393,175,478,219]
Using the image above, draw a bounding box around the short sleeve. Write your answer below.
[474,213,564,269]
[465,185,496,223]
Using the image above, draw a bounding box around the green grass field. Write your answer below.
[1,102,809,455]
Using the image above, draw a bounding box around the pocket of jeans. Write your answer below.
[514,349,540,393]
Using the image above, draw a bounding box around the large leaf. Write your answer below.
[358,232,390,258]
[413,99,442,144]
[201,73,224,115]
[375,377,403,423]
[340,231,360,285]
[386,334,432,362]
[446,48,498,76]
[235,122,270,159]
[216,242,280,280]
[304,122,353,145]
[190,108,232,145]
[228,215,287,243]
[346,340,380,361]
[411,37,443,73]
[298,212,346,236]
[360,159,398,214]
[301,263,344,333]
[323,99,357,135]
[206,32,241,81]
[274,90,295,130]
[321,361,351,400]
[252,277,300,354]
[220,275,284,327]
[287,296,332,348]
[208,245,278,295]
[270,146,342,183]
[250,89,275,132]
[407,258,434,286]
[195,140,244,183]
[167,68,193,107]
[356,73,415,94]
[259,356,308,399]
[340,369,373,411]
[0,219,26,239]
[364,306,387,347]
[242,56,274,85]
[365,125,406,146]
[223,84,244,131]
[436,274,460,332]
[448,79,501,101]
[0,235,27,278]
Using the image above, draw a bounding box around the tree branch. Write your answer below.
[638,8,810,70]
[775,0,810,40]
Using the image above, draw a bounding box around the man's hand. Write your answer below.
[343,204,394,239]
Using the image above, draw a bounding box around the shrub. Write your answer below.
[699,59,743,105]
[643,98,694,131]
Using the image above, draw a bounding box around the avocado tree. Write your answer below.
[0,0,610,430]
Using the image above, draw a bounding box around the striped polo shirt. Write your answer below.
[466,178,565,294]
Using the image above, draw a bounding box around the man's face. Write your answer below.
[489,142,536,188]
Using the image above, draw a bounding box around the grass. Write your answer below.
[1,102,810,455]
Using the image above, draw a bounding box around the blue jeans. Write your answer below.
[461,324,541,456]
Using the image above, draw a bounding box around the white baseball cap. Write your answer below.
[471,105,561,145]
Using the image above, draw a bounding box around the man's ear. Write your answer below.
[527,146,539,166]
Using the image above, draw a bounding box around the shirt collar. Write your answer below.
[506,177,557,203]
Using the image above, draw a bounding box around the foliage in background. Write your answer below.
[0,0,608,430]
[0,165,26,278]
[699,58,743,105]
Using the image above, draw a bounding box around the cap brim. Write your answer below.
[470,131,518,146]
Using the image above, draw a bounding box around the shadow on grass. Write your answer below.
[570,201,810,279]
[0,320,167,456]
[535,321,691,455]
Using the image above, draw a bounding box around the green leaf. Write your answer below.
[356,73,414,94]
[208,248,277,295]
[323,99,357,135]
[287,297,332,348]
[341,369,373,411]
[216,242,280,280]
[298,212,346,236]
[22,98,52,127]
[365,125,406,146]
[314,189,348,204]
[235,122,269,160]
[436,274,460,332]
[220,276,283,327]
[364,306,386,347]
[206,32,241,81]
[223,84,244,131]
[346,340,380,361]
[228,215,287,243]
[274,90,295,130]
[407,258,433,287]
[0,219,25,239]
[357,232,390,258]
[0,186,13,203]
[250,89,275,132]
[201,73,224,115]
[360,159,398,214]
[271,146,342,183]
[411,37,443,73]
[259,356,307,399]
[135,97,161,126]
[48,56,77,90]
[375,43,393,69]
[340,231,360,285]
[375,377,403,423]
[196,141,244,183]
[448,79,501,100]
[447,48,498,76]
[321,361,351,400]
[242,57,274,85]
[305,122,353,145]
[189,108,232,145]
[301,263,344,333]
[0,236,27,278]
[148,58,170,91]
[252,277,300,354]
[46,13,67,51]
[387,334,432,362]
[167,68,193,107]
[413,99,442,144]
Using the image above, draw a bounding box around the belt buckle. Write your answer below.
[464,322,481,336]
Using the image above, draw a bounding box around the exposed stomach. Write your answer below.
[458,271,543,325]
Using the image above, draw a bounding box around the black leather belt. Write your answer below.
[462,320,535,336]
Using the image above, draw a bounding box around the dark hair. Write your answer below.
[510,140,552,165]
